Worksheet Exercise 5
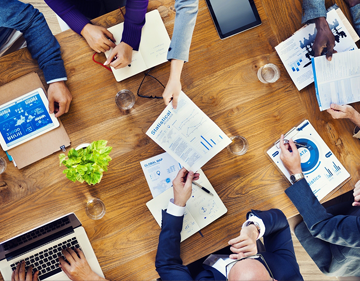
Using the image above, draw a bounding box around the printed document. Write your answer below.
[146,91,231,172]
[312,49,360,111]
[146,169,227,242]
[140,152,182,198]
[105,10,170,82]
[275,8,358,91]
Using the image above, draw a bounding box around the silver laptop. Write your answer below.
[0,213,104,280]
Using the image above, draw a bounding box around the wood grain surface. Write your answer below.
[0,0,359,280]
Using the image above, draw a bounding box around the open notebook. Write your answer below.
[105,9,171,82]
[146,169,227,242]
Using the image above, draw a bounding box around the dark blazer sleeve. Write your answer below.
[250,209,300,268]
[286,178,360,247]
[155,210,193,281]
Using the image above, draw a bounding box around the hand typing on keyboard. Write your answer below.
[12,261,39,281]
[59,248,108,281]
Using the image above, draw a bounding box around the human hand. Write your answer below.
[59,248,106,281]
[48,81,72,117]
[228,225,258,259]
[81,24,115,53]
[162,77,181,109]
[104,42,133,69]
[327,104,360,125]
[313,17,336,61]
[279,134,302,175]
[12,261,39,281]
[353,180,360,206]
[172,168,200,207]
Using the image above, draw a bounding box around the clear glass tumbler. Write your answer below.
[0,157,7,174]
[257,63,280,84]
[115,89,135,111]
[86,198,106,220]
[227,136,249,156]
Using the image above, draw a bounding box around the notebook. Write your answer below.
[146,169,227,242]
[266,120,350,201]
[105,9,171,82]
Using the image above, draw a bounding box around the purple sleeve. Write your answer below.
[122,0,148,51]
[44,0,90,34]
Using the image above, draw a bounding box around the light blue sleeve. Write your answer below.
[167,0,199,62]
[350,4,360,36]
[302,0,327,24]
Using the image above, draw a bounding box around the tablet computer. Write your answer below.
[0,88,59,151]
[205,0,261,39]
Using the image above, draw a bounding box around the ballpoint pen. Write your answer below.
[284,139,309,148]
[192,182,214,196]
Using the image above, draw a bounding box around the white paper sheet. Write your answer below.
[146,91,231,171]
[313,49,360,111]
[275,9,358,91]
[140,152,182,198]
[267,120,350,201]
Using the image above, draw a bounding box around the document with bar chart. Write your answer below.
[312,49,360,111]
[267,120,350,201]
[146,91,231,172]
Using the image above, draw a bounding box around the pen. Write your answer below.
[192,182,214,196]
[283,139,309,148]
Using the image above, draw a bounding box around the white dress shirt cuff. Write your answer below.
[166,199,185,217]
[242,213,266,240]
[47,77,67,84]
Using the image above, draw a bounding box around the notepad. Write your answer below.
[146,169,227,242]
[105,9,171,82]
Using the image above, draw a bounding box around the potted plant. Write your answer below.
[59,140,112,185]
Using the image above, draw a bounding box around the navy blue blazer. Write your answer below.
[286,179,360,276]
[155,209,303,281]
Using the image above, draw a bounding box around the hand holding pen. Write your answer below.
[172,168,200,207]
[104,42,133,69]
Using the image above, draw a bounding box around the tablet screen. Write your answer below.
[206,0,261,39]
[0,90,54,148]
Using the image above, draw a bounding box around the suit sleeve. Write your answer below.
[301,0,327,24]
[155,210,193,281]
[167,0,199,62]
[250,209,299,266]
[0,0,67,83]
[286,178,360,248]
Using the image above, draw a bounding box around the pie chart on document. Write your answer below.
[295,138,320,173]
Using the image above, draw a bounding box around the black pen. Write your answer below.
[192,182,214,196]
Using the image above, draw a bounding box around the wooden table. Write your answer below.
[1,0,360,280]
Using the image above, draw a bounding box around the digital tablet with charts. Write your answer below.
[267,120,350,201]
[0,88,59,151]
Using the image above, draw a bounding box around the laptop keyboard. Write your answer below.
[10,237,80,280]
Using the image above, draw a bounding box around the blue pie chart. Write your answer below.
[295,138,319,172]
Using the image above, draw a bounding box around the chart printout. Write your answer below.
[275,9,357,91]
[0,91,54,148]
[313,49,360,110]
[146,91,231,172]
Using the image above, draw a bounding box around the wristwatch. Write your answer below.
[244,221,260,233]
[290,172,304,184]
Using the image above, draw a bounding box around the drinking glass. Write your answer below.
[115,89,135,110]
[86,198,106,220]
[257,63,280,84]
[0,157,7,174]
[227,136,249,156]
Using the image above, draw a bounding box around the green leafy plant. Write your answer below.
[59,140,112,185]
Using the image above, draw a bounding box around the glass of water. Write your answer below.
[115,89,135,111]
[86,198,106,220]
[257,63,280,84]
[227,136,249,156]
[0,157,7,174]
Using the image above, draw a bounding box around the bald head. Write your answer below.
[228,259,272,281]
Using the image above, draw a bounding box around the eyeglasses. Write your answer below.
[137,68,165,99]
[225,254,274,281]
